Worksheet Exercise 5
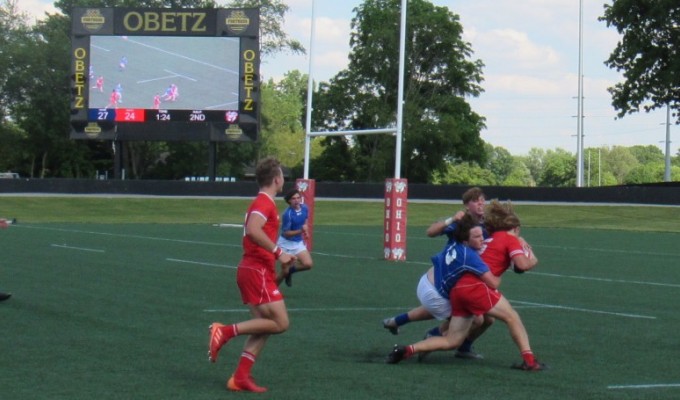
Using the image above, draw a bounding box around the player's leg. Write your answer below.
[283,243,312,287]
[228,300,289,392]
[486,295,545,370]
[386,316,473,363]
[383,305,434,335]
[455,314,494,359]
[383,273,441,334]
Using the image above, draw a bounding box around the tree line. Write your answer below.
[1,0,678,186]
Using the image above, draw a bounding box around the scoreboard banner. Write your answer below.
[70,8,260,142]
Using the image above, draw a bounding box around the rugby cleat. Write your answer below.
[208,323,228,363]
[227,375,267,393]
[511,360,547,371]
[386,344,407,364]
[382,318,399,335]
[455,349,484,360]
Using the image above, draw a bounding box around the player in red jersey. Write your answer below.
[152,94,161,110]
[450,200,543,369]
[387,200,545,370]
[92,76,104,93]
[105,89,119,109]
[207,157,296,393]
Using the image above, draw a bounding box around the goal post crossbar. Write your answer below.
[307,128,396,138]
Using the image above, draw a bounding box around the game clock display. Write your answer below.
[87,109,240,123]
[70,8,259,142]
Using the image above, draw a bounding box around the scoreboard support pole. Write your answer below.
[384,178,408,261]
[208,142,217,181]
[295,178,315,251]
[113,140,123,180]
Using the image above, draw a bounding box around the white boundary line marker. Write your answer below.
[50,244,105,253]
[608,384,680,390]
[166,258,236,269]
[512,300,656,319]
[533,272,680,289]
[204,306,415,313]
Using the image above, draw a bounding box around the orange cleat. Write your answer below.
[227,375,268,393]
[208,323,227,363]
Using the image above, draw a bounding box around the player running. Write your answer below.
[105,89,119,109]
[207,157,296,393]
[276,188,313,286]
[92,76,104,93]
[152,93,161,109]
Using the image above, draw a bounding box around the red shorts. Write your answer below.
[236,263,283,305]
[450,281,502,317]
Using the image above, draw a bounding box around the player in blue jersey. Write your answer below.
[383,213,499,347]
[425,186,487,243]
[383,187,492,358]
[276,189,313,287]
[383,187,488,337]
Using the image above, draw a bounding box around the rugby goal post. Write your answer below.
[296,0,408,261]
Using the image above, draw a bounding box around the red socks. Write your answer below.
[234,351,257,381]
[521,350,536,366]
[405,345,415,359]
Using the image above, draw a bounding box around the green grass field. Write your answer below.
[1,197,679,399]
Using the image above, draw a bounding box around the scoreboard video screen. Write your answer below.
[70,8,260,142]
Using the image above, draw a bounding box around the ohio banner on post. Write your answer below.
[69,8,260,142]
[384,178,408,261]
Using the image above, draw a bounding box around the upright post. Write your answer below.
[384,178,407,261]
[295,178,316,251]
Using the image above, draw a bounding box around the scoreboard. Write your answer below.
[88,109,240,123]
[70,8,260,142]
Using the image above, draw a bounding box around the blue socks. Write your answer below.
[394,313,410,326]
[458,338,474,353]
[426,326,442,337]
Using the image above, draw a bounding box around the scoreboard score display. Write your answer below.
[70,8,260,142]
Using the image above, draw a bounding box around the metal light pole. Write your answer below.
[664,104,672,182]
[576,0,585,187]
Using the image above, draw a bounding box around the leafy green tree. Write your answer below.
[259,72,322,169]
[538,149,576,187]
[519,148,546,186]
[602,146,639,184]
[627,144,664,164]
[227,0,304,57]
[502,159,534,187]
[313,0,486,183]
[484,144,514,184]
[600,0,680,123]
[624,162,666,184]
[431,161,495,185]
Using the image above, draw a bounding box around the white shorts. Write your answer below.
[416,273,451,320]
[276,237,308,255]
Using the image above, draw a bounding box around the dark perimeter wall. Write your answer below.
[0,179,678,205]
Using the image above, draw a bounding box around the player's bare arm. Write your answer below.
[480,271,501,289]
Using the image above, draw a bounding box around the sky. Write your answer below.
[21,0,675,156]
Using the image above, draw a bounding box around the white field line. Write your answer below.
[532,271,680,289]
[166,258,236,269]
[204,306,417,313]
[50,244,105,253]
[511,300,656,320]
[20,225,239,248]
[608,384,680,390]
